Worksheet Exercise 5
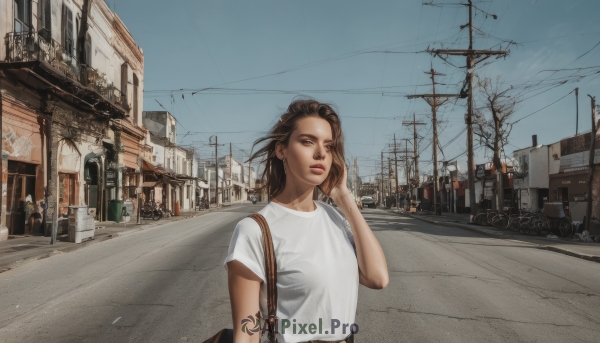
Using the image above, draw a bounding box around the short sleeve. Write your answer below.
[223,217,266,283]
[318,201,356,252]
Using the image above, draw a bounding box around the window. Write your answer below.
[62,5,74,55]
[58,173,76,216]
[14,0,32,32]
[75,18,79,57]
[133,74,139,125]
[84,33,92,65]
[40,0,51,39]
[121,63,128,104]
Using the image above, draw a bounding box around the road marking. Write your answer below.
[112,317,121,325]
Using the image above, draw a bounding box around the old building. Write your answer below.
[547,132,600,223]
[142,111,198,212]
[1,0,145,239]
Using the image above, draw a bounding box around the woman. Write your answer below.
[224,100,388,343]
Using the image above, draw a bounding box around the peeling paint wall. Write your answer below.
[2,100,43,164]
[58,141,81,173]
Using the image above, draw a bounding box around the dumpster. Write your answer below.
[68,206,94,243]
[108,199,124,223]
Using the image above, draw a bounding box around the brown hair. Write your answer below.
[247,99,346,199]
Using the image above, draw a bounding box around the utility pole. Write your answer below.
[407,69,460,215]
[393,134,399,209]
[403,114,426,185]
[405,138,410,191]
[388,158,393,205]
[576,88,579,135]
[426,0,509,215]
[208,136,224,207]
[585,95,597,233]
[380,151,384,206]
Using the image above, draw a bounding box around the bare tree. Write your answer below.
[473,76,521,210]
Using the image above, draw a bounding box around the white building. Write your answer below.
[513,143,550,211]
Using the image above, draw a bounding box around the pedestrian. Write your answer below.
[223,99,388,343]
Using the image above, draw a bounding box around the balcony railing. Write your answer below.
[7,31,125,109]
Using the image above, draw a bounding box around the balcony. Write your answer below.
[2,31,128,118]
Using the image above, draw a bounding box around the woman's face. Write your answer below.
[277,116,334,188]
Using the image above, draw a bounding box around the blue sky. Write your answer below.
[113,0,600,182]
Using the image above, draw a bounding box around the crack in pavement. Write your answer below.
[389,270,501,283]
[371,306,600,332]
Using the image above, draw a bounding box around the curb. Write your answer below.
[0,207,221,273]
[398,212,600,264]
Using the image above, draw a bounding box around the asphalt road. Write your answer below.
[0,203,599,342]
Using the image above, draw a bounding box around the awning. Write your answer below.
[142,181,160,188]
[142,158,166,174]
[163,175,185,187]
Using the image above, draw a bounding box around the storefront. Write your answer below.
[549,171,588,222]
[2,96,45,235]
[6,161,40,235]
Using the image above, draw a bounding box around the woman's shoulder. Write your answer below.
[316,200,344,220]
[235,216,262,234]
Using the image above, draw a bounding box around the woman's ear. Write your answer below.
[275,142,286,160]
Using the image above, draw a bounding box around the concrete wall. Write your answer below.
[548,142,561,175]
[142,112,176,144]
[529,146,549,188]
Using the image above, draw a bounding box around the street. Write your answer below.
[1,203,599,342]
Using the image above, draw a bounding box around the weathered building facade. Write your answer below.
[1,0,145,239]
[142,111,198,212]
[547,132,600,223]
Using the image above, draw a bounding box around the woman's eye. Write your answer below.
[303,140,312,145]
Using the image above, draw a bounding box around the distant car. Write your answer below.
[361,196,376,208]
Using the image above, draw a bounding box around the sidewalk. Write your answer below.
[389,209,600,263]
[0,207,220,273]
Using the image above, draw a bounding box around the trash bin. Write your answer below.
[68,206,94,243]
[174,201,180,216]
[122,201,134,223]
[108,199,124,223]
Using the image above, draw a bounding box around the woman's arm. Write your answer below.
[328,166,389,289]
[335,191,389,289]
[227,260,263,343]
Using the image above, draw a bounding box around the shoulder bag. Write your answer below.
[202,213,278,343]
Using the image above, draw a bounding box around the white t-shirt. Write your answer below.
[224,200,359,343]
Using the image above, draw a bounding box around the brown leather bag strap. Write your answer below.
[247,213,278,322]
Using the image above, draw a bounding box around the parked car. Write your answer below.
[361,196,376,208]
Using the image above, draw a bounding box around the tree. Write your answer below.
[473,76,521,210]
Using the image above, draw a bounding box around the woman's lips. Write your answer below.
[309,167,325,175]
